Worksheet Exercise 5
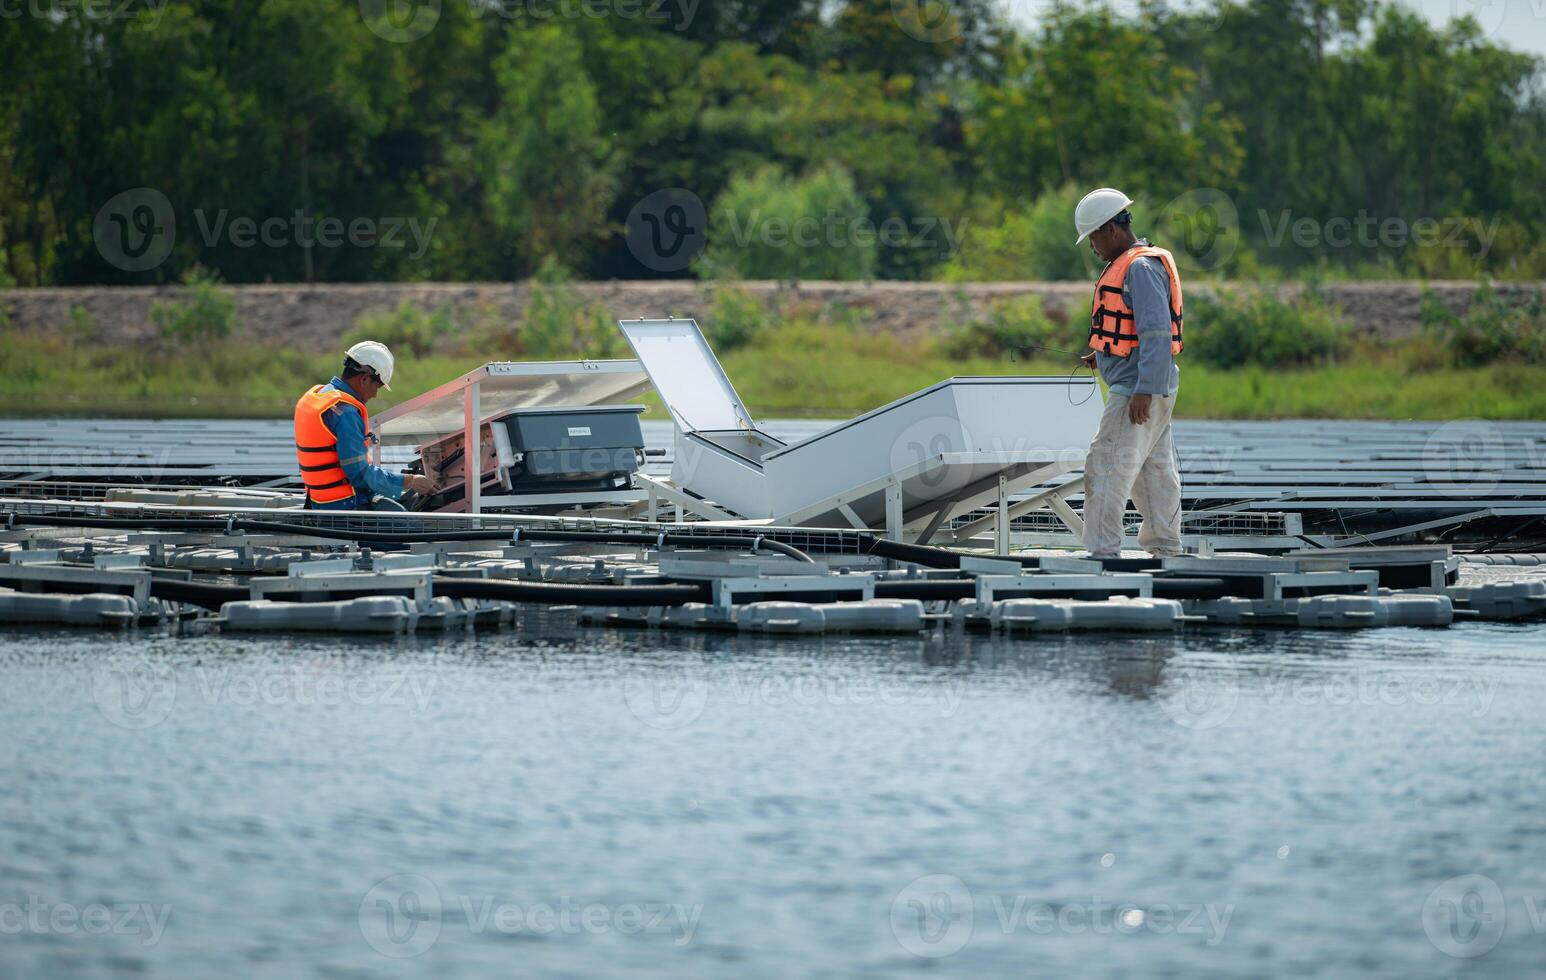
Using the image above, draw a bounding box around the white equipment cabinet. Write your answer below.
[619,318,1102,545]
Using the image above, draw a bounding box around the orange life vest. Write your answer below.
[1089,244,1184,358]
[294,384,370,505]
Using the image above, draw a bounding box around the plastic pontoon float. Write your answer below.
[618,318,1103,547]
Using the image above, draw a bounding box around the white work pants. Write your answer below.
[1082,393,1183,558]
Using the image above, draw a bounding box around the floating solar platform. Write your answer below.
[6,407,1546,550]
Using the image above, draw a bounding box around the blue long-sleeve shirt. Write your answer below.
[311,376,405,510]
[1095,246,1181,398]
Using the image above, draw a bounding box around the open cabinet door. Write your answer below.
[617,318,754,433]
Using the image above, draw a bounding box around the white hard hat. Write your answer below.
[1074,187,1136,244]
[345,340,395,390]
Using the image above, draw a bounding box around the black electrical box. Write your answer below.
[408,405,647,511]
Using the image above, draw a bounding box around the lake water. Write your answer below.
[2,617,1543,977]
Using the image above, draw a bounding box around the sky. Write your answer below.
[1403,0,1546,58]
[1000,0,1546,59]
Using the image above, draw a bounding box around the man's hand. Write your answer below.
[1127,393,1152,425]
[404,474,440,497]
[1079,351,1098,369]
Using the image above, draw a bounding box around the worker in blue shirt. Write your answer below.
[294,341,439,509]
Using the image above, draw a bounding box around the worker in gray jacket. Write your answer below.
[1073,188,1184,558]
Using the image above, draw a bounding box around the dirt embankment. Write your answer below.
[2,280,1536,349]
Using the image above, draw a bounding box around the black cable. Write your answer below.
[858,537,1038,570]
[1151,577,1233,600]
[1008,345,1099,406]
[7,514,1067,571]
[7,512,1012,568]
[432,577,711,607]
[2,514,815,564]
[873,579,976,600]
[1476,515,1543,555]
[1010,343,1087,359]
[150,579,248,611]
[512,529,814,564]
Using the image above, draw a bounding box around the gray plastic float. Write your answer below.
[0,591,139,628]
[220,597,418,634]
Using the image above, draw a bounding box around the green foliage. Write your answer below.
[3,0,1545,285]
[702,283,771,351]
[348,301,465,359]
[686,42,963,279]
[149,269,237,343]
[352,262,633,363]
[510,258,623,359]
[708,318,1546,421]
[1187,287,1351,368]
[0,324,485,417]
[966,6,1244,205]
[830,0,1003,80]
[1161,1,1546,276]
[1422,284,1546,366]
[940,185,1092,282]
[479,25,617,274]
[700,165,876,281]
[13,315,1546,420]
[68,306,95,338]
[943,294,1069,359]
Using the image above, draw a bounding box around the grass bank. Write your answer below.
[8,273,1541,420]
[4,323,1545,420]
[724,328,1546,419]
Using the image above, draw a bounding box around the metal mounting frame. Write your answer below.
[771,453,1087,545]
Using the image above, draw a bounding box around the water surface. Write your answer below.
[2,619,1543,976]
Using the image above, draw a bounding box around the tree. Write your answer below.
[830,0,1007,84]
[700,164,877,280]
[655,0,824,61]
[1162,0,1546,271]
[478,25,618,274]
[940,184,1092,281]
[964,5,1243,206]
[5,0,1545,285]
[685,44,963,277]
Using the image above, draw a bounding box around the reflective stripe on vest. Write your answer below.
[293,384,370,505]
[1088,244,1184,358]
